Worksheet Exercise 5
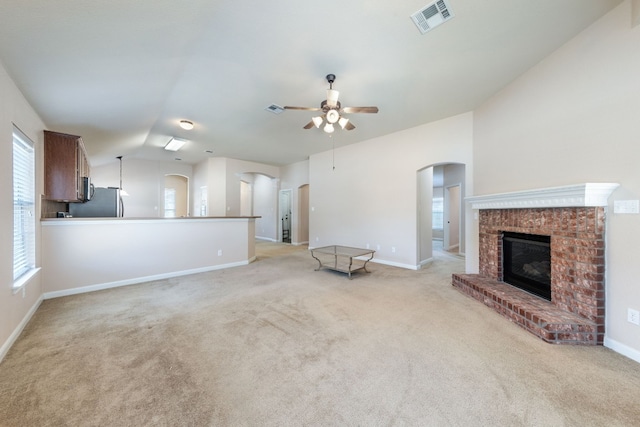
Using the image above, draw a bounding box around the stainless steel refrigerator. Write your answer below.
[69,187,121,217]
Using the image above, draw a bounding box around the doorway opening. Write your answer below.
[445,183,461,253]
[164,174,189,217]
[279,189,292,243]
[297,184,310,245]
[417,163,465,266]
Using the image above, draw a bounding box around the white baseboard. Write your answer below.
[0,294,44,364]
[369,258,420,271]
[43,260,252,300]
[255,236,277,242]
[604,337,640,364]
[419,257,434,269]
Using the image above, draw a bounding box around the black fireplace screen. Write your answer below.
[502,232,551,300]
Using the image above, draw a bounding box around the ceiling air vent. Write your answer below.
[265,104,285,114]
[411,0,454,35]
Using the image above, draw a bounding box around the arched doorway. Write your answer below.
[164,174,189,217]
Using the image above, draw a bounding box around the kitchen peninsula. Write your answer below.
[41,216,258,298]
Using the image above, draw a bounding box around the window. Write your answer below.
[13,126,36,288]
[200,186,207,216]
[164,188,176,217]
[432,197,444,230]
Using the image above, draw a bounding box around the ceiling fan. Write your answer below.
[284,74,379,134]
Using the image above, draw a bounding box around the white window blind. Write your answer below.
[200,186,207,216]
[432,197,444,230]
[164,188,176,218]
[13,127,36,285]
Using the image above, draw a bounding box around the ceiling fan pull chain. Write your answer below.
[332,139,335,171]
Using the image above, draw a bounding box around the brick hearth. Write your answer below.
[454,206,606,345]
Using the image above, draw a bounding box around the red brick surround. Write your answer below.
[453,207,606,345]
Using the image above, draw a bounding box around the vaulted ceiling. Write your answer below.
[0,0,622,167]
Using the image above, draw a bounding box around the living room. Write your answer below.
[1,1,640,423]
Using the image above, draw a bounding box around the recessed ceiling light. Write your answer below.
[179,120,194,130]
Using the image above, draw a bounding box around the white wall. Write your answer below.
[91,158,193,217]
[0,62,46,360]
[253,174,277,240]
[472,1,640,361]
[418,167,434,263]
[192,159,210,216]
[41,218,256,295]
[206,158,228,216]
[309,112,474,269]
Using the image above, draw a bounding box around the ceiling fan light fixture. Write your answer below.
[312,116,324,128]
[326,89,339,107]
[179,120,194,130]
[326,109,340,124]
[324,123,335,134]
[338,117,350,129]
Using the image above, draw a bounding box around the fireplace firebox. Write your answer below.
[502,232,551,301]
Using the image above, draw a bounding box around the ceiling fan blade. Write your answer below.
[303,121,315,129]
[344,121,356,131]
[284,106,321,111]
[341,106,379,114]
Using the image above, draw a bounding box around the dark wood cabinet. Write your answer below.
[44,130,90,202]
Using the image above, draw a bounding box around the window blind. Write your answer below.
[164,188,176,218]
[432,197,444,230]
[13,127,36,283]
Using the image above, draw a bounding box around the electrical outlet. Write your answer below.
[628,308,640,325]
[217,249,223,256]
[392,246,396,253]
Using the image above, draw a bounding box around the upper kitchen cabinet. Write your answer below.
[44,130,91,202]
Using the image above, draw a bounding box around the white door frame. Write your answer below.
[444,183,461,252]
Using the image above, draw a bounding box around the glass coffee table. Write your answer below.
[309,245,375,279]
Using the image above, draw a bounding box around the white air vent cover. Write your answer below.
[411,0,454,34]
[265,104,285,114]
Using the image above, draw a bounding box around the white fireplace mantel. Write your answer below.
[466,183,619,210]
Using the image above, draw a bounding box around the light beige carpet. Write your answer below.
[1,242,639,426]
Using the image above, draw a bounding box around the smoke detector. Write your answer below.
[411,0,454,35]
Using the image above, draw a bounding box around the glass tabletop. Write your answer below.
[311,245,375,257]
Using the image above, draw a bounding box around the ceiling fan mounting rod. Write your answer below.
[326,73,336,89]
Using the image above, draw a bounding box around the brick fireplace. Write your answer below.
[452,184,618,345]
